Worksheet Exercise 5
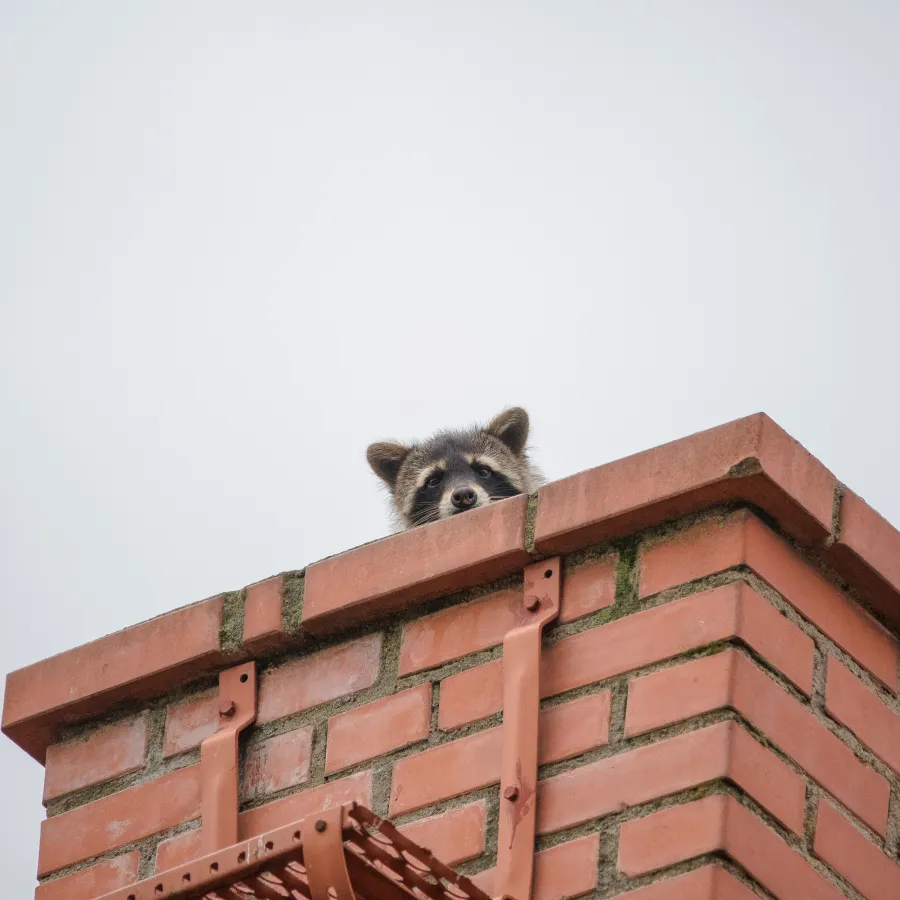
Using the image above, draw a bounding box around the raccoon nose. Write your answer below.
[451,486,477,510]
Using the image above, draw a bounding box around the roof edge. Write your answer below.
[4,413,899,763]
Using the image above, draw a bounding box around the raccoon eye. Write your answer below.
[425,471,443,489]
[474,465,492,479]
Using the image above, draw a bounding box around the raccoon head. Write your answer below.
[367,407,544,530]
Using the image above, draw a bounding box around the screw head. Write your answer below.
[523,596,541,612]
[503,786,519,801]
[219,701,236,718]
[315,819,327,833]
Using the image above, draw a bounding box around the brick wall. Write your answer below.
[6,414,900,900]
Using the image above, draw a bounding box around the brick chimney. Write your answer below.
[4,413,900,899]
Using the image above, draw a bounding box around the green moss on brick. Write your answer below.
[219,590,245,655]
[611,541,641,619]
[282,570,305,634]
[524,493,539,554]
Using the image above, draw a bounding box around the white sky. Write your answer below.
[2,2,899,894]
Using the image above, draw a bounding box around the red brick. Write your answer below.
[560,558,617,623]
[619,794,727,876]
[436,662,496,729]
[398,802,486,865]
[725,722,806,832]
[390,692,610,815]
[740,518,899,690]
[640,511,900,690]
[242,575,285,651]
[404,722,513,796]
[472,834,599,900]
[539,692,610,764]
[814,798,900,900]
[610,866,755,899]
[534,413,835,555]
[439,582,813,731]
[829,490,900,633]
[537,721,804,836]
[619,795,843,900]
[43,715,148,803]
[241,770,373,836]
[729,580,815,693]
[639,514,747,598]
[625,649,890,835]
[302,495,529,634]
[399,589,524,676]
[625,654,733,737]
[258,634,381,724]
[156,828,202,873]
[326,684,431,773]
[3,596,224,762]
[39,765,201,875]
[163,691,218,757]
[154,770,377,873]
[404,560,615,674]
[839,490,900,588]
[826,656,900,774]
[708,798,844,900]
[242,727,313,801]
[35,853,139,900]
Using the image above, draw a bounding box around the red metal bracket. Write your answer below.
[200,661,257,854]
[494,558,561,900]
[304,804,355,900]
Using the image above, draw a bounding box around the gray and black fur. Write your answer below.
[367,407,544,531]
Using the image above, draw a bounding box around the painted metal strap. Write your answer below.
[494,558,561,900]
[303,805,356,900]
[200,660,257,853]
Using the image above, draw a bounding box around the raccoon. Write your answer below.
[366,407,544,530]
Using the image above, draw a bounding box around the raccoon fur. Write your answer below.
[366,407,544,531]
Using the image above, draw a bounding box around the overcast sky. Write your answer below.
[2,2,899,894]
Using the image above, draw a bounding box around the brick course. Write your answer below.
[6,415,900,900]
[33,854,140,900]
[825,654,900,775]
[43,715,148,803]
[257,633,382,723]
[609,866,756,899]
[398,558,616,675]
[241,726,313,800]
[326,683,431,773]
[830,488,900,625]
[472,834,600,900]
[619,794,845,900]
[38,765,202,875]
[625,648,890,834]
[242,574,286,652]
[438,580,814,730]
[390,692,610,816]
[640,510,900,689]
[814,797,900,899]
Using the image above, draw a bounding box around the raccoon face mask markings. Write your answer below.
[469,459,521,502]
[407,467,446,527]
[367,407,544,531]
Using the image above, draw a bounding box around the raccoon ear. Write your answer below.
[486,407,530,457]
[366,442,410,488]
